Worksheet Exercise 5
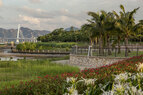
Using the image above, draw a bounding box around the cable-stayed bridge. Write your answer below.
[0,25,37,44]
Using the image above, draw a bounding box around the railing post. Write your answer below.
[115,48,117,57]
[125,47,128,57]
[81,48,82,54]
[75,45,78,54]
[71,46,74,54]
[136,47,139,56]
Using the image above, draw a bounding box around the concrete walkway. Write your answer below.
[0,53,67,58]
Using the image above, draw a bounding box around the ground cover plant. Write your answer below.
[0,59,79,89]
[16,42,89,51]
[1,55,143,95]
[16,42,77,51]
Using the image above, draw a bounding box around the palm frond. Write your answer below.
[113,11,119,19]
[120,4,125,14]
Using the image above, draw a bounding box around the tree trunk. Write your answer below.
[90,38,93,46]
[99,36,104,56]
[125,37,129,57]
[107,35,112,55]
[118,36,121,54]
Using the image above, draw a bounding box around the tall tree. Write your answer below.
[86,11,116,55]
[113,5,139,56]
[81,24,98,45]
[87,11,108,55]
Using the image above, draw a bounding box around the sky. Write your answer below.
[0,0,142,31]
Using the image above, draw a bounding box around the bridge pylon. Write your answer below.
[16,24,20,44]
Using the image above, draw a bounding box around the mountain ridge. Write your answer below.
[0,27,50,38]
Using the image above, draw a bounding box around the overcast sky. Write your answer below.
[0,0,142,31]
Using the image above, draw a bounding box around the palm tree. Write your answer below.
[113,5,139,56]
[87,11,117,55]
[81,23,98,45]
[103,12,116,55]
[133,20,143,44]
[87,11,109,55]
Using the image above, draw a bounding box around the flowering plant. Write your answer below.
[2,55,143,95]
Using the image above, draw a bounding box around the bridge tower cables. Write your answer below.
[16,24,20,44]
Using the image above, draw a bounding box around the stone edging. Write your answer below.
[69,54,127,68]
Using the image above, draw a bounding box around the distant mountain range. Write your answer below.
[0,27,50,38]
[0,26,80,39]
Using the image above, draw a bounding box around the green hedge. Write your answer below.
[16,42,77,51]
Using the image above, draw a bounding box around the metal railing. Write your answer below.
[71,46,143,58]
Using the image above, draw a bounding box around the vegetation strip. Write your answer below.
[1,55,143,94]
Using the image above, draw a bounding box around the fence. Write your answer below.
[71,46,143,58]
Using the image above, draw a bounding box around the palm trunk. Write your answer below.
[125,37,129,57]
[99,35,104,55]
[90,37,93,46]
[118,36,121,54]
[107,35,112,55]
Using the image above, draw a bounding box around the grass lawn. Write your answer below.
[0,59,79,89]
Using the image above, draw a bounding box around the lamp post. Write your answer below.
[88,45,92,56]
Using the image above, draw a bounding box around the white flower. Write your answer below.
[82,78,96,86]
[66,86,78,95]
[136,89,143,95]
[137,73,143,79]
[66,77,77,83]
[114,73,128,82]
[113,83,125,94]
[131,75,137,80]
[137,62,143,72]
[102,91,113,95]
[131,86,137,93]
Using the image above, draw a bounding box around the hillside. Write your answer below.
[0,27,50,38]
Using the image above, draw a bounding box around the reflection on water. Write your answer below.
[0,48,51,61]
[0,57,24,61]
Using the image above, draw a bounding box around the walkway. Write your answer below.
[0,53,67,58]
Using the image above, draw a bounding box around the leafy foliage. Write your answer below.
[16,42,77,51]
[37,28,89,42]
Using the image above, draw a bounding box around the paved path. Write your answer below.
[0,53,67,58]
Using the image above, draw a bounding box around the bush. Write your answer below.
[16,42,77,51]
